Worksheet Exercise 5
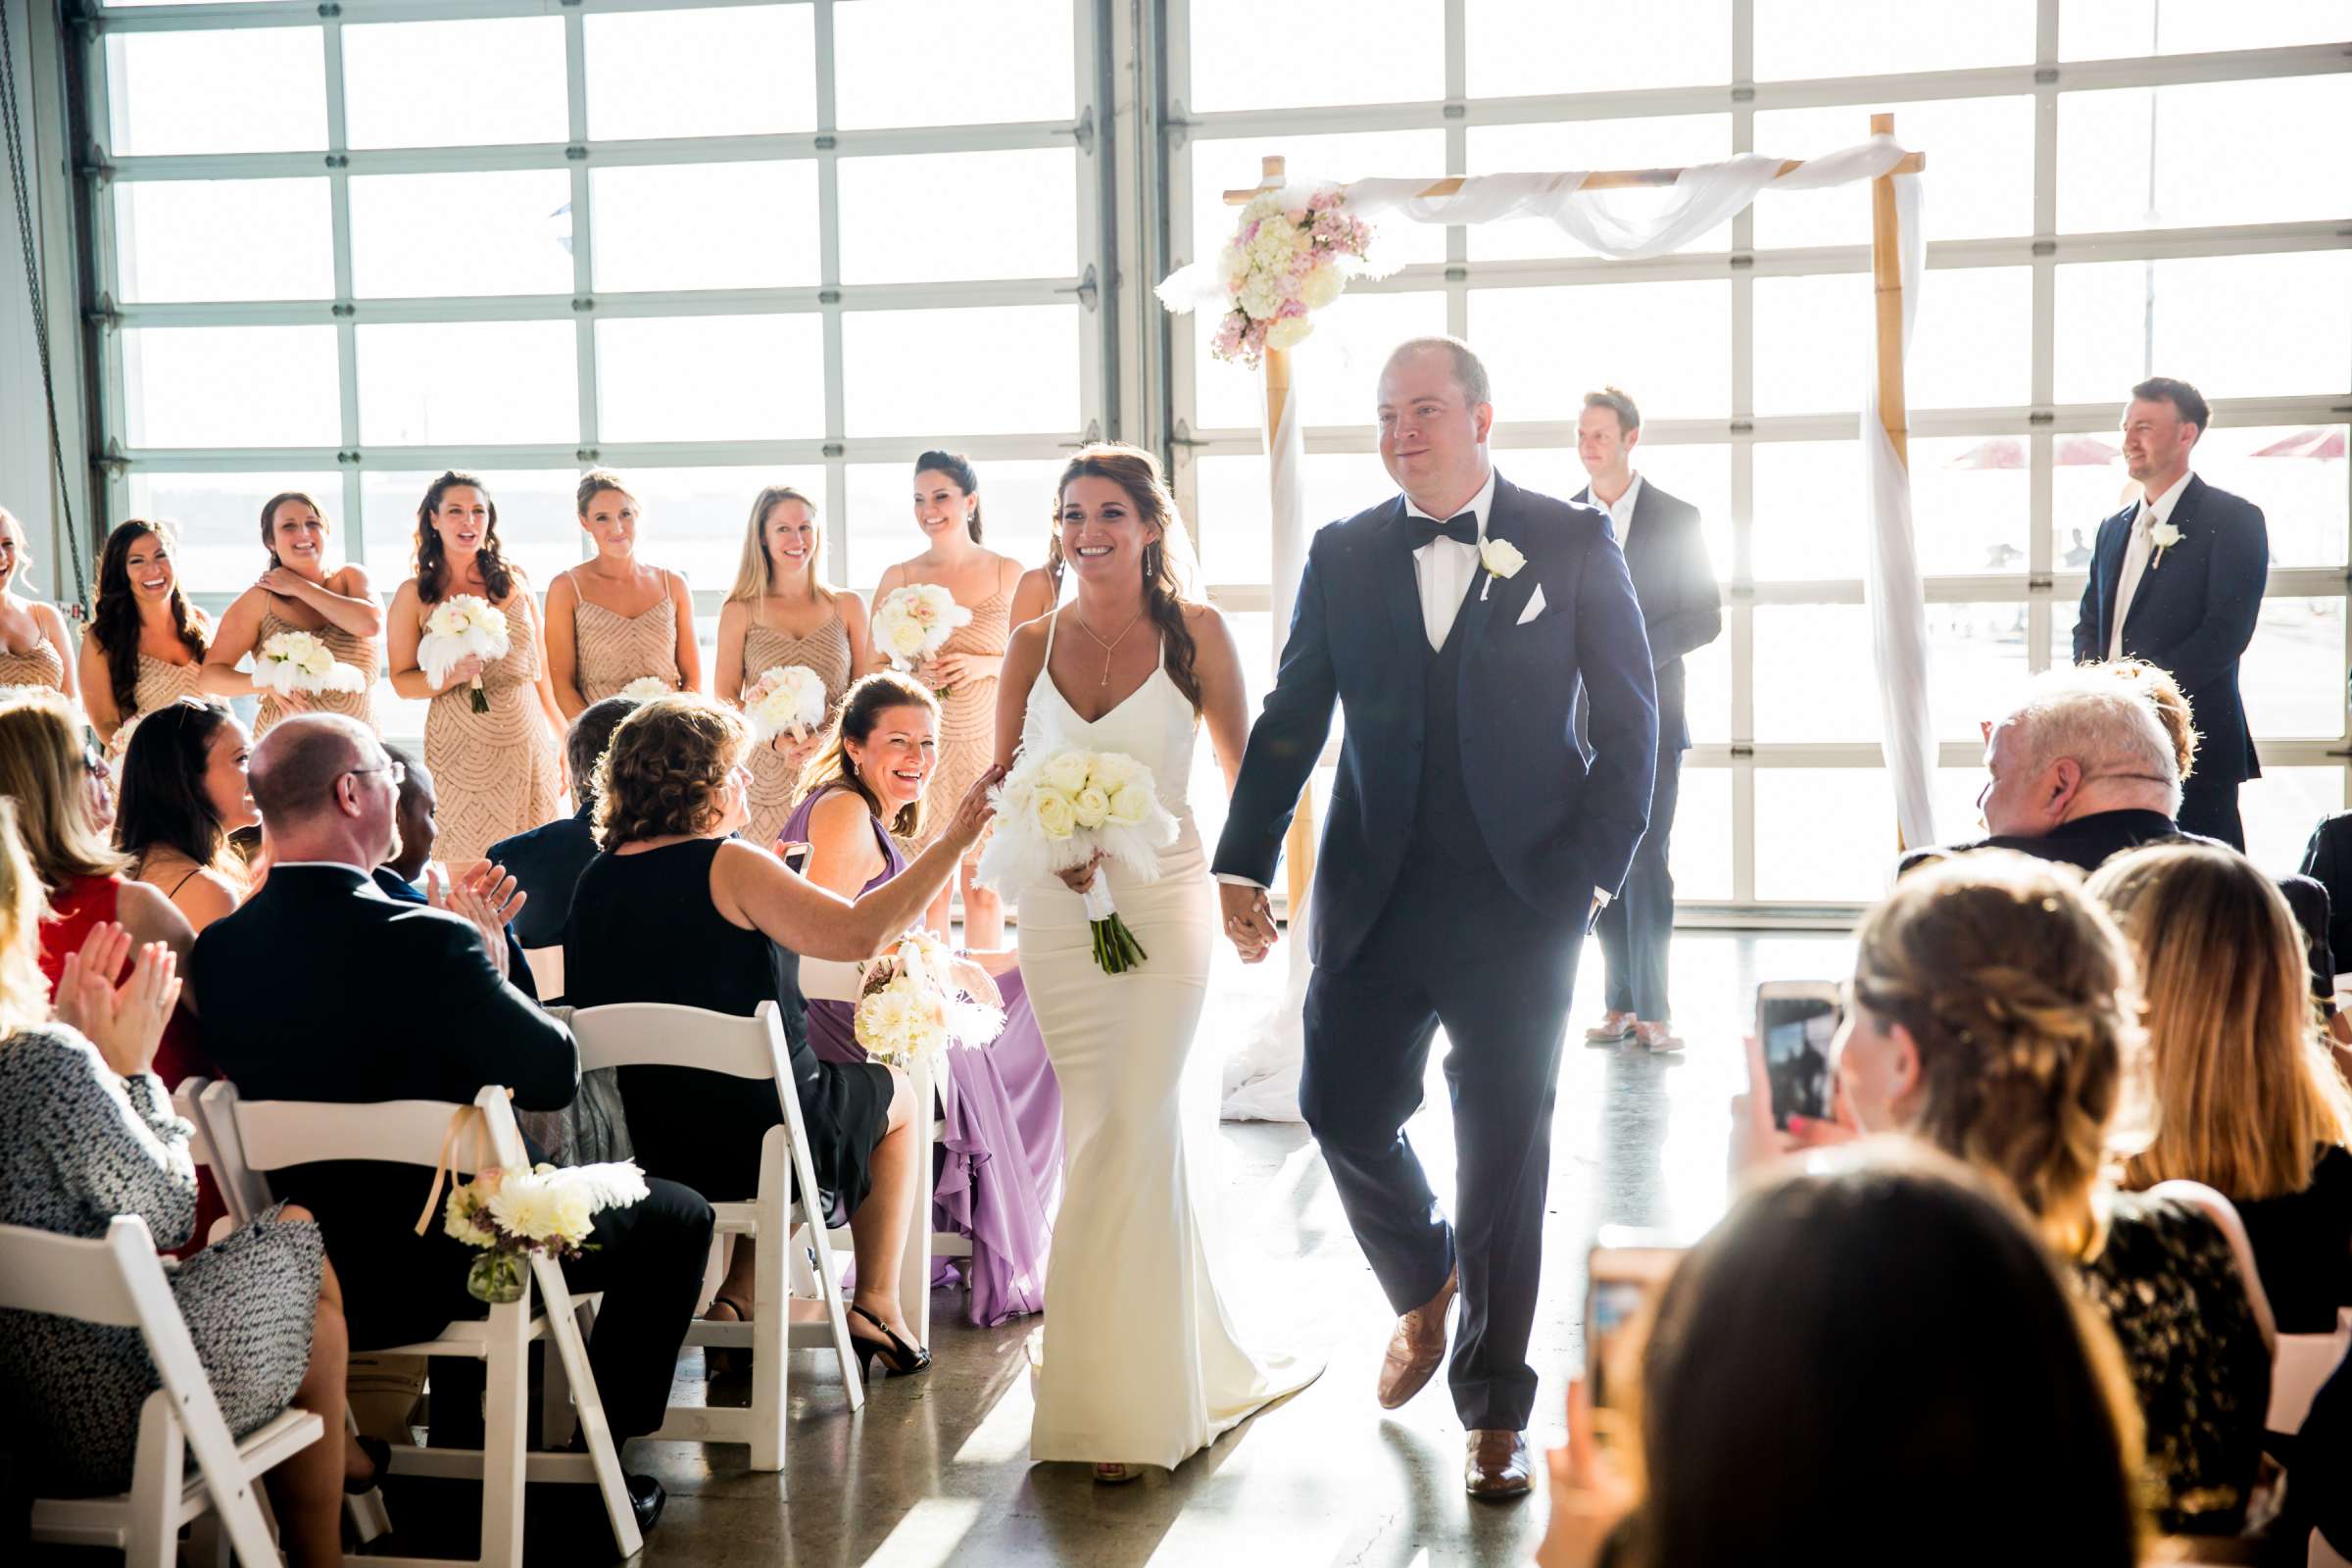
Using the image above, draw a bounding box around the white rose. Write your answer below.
[1041,750,1092,795]
[1105,782,1155,828]
[1072,787,1110,829]
[1087,752,1143,792]
[1263,316,1313,351]
[886,617,928,658]
[1479,537,1528,579]
[1300,264,1346,311]
[1032,790,1077,841]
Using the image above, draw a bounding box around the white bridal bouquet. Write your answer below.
[741,663,828,743]
[616,676,674,702]
[443,1159,650,1303]
[872,584,973,695]
[252,629,368,701]
[417,594,510,713]
[977,745,1178,975]
[854,930,1004,1078]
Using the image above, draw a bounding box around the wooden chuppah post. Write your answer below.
[1870,112,1912,467]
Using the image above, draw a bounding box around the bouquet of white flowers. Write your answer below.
[252,629,368,702]
[103,710,145,787]
[616,676,674,703]
[853,929,1004,1079]
[872,584,973,695]
[443,1158,649,1303]
[976,745,1178,975]
[417,594,511,713]
[741,663,828,744]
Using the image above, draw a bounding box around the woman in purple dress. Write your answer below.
[785,672,1060,1325]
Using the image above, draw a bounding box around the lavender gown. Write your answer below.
[784,787,1062,1325]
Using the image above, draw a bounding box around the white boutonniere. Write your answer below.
[2148,520,2182,568]
[1477,537,1526,601]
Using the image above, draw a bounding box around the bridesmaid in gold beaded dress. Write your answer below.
[78,520,209,754]
[387,471,565,867]
[868,452,1021,947]
[717,484,868,851]
[545,470,701,715]
[0,507,78,702]
[202,492,383,738]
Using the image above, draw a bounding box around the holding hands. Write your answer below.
[1218,881,1277,963]
[53,921,182,1080]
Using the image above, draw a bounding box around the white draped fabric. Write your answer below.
[1200,137,1932,1121]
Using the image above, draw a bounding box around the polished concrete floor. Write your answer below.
[621,929,1854,1568]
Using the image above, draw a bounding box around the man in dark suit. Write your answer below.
[488,695,639,951]
[2072,376,2268,848]
[1216,337,1658,1497]
[1572,386,1721,1054]
[195,715,710,1529]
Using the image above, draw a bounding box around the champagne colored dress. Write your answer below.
[571,571,683,702]
[423,596,561,866]
[104,655,205,771]
[252,607,380,738]
[741,612,854,851]
[0,633,66,694]
[905,581,1011,855]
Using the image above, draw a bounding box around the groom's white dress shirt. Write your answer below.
[2108,469,2191,662]
[1403,468,1499,651]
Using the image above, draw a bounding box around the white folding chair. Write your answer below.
[565,1000,863,1478]
[2268,1308,2352,1568]
[3,1215,325,1568]
[205,1081,643,1568]
[826,1049,943,1346]
[520,945,564,1002]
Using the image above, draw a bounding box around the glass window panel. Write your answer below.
[1191,131,1449,274]
[834,0,1073,129]
[2197,424,2351,571]
[1190,450,1397,590]
[1754,0,2035,78]
[356,321,578,447]
[114,179,332,303]
[2243,597,2345,741]
[1755,267,2028,416]
[1489,444,1735,602]
[1753,441,1863,581]
[590,162,821,293]
[1752,97,2034,247]
[2060,77,2352,234]
[1465,118,1734,262]
[1754,604,1878,742]
[2054,457,2145,574]
[844,459,1062,590]
[596,315,827,444]
[1473,281,1732,423]
[106,29,324,156]
[1188,0,1442,112]
[1683,635,1732,749]
[2055,252,2352,404]
[349,171,574,299]
[2243,767,2347,882]
[1194,288,1447,434]
[342,18,568,150]
[1754,769,1900,903]
[584,7,817,140]
[598,466,828,591]
[122,326,340,449]
[1926,602,2034,742]
[124,470,344,595]
[844,306,1081,438]
[1668,763,1733,904]
[1912,434,2039,578]
[838,150,1078,284]
[1466,0,1731,98]
[2063,1,2351,60]
[1933,766,1997,847]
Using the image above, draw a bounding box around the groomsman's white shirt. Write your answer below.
[1598,472,1642,546]
[1405,467,1499,651]
[2108,469,2191,661]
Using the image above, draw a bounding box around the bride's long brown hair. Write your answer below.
[1051,443,1204,715]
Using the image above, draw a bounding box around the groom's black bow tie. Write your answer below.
[1405,513,1479,550]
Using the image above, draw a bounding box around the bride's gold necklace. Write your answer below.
[1068,607,1147,688]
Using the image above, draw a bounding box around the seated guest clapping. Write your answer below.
[2089,843,2352,1333]
[1538,1146,2145,1568]
[194,715,711,1526]
[117,696,260,935]
[369,744,534,1000]
[1766,851,2272,1534]
[487,693,640,951]
[564,693,997,1376]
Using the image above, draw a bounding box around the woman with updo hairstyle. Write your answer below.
[868,451,1025,947]
[79,518,209,752]
[116,696,260,936]
[544,469,700,718]
[1823,849,2273,1535]
[785,671,1061,1326]
[564,692,1000,1374]
[201,490,382,738]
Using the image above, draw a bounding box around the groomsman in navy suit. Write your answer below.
[2071,377,2269,849]
[1571,387,1721,1054]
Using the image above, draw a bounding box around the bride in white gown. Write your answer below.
[992,443,1319,1481]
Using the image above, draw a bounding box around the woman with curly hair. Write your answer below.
[564,693,999,1375]
[77,518,209,752]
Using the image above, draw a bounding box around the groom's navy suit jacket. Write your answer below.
[1212,473,1658,971]
[2071,473,2268,785]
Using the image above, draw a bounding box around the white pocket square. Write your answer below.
[1515,584,1547,624]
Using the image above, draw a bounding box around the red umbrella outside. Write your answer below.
[2252,426,2347,461]
[1945,434,2120,469]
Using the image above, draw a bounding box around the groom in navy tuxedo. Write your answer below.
[1213,337,1657,1497]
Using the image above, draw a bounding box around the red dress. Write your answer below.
[40,874,227,1258]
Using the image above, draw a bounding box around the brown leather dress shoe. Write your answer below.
[1376,1267,1457,1409]
[1464,1429,1533,1499]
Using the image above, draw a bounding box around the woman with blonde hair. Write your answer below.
[0,505,78,701]
[2089,841,2352,1332]
[715,484,868,850]
[544,470,700,716]
[202,491,382,737]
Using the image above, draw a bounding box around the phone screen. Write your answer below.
[1760,990,1840,1130]
[1586,1277,1650,1414]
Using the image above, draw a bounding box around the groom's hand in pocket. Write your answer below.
[1219,881,1278,962]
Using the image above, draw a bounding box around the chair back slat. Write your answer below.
[232,1095,500,1175]
[0,1218,151,1325]
[568,1001,795,1086]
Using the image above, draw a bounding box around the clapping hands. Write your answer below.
[53,921,181,1080]
[426,859,528,980]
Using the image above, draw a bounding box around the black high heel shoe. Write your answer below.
[846,1302,932,1378]
[345,1435,391,1495]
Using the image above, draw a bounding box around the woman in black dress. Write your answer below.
[565,693,994,1374]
